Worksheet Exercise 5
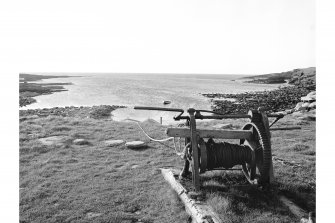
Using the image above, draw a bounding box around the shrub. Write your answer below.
[88,105,114,119]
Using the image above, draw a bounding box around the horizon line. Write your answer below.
[20,66,315,76]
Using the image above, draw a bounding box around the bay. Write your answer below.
[23,73,282,124]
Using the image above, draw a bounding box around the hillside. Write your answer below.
[243,67,316,90]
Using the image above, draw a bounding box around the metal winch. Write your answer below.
[134,106,300,191]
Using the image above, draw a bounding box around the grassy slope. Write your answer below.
[20,117,189,223]
[20,113,315,222]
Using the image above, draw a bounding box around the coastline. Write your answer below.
[203,85,310,114]
[19,105,125,120]
[19,85,308,119]
[203,67,316,114]
[19,68,315,118]
[19,74,73,107]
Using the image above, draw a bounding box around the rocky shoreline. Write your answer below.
[19,105,125,120]
[202,86,311,114]
[203,67,316,114]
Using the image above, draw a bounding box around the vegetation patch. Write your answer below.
[292,144,309,152]
[88,105,117,119]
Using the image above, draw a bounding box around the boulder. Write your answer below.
[301,91,316,102]
[86,212,102,219]
[105,139,125,147]
[294,102,306,111]
[39,136,67,146]
[308,102,316,109]
[301,96,315,102]
[125,141,146,149]
[307,91,316,97]
[302,102,310,108]
[73,139,90,145]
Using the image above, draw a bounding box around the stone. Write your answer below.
[131,165,140,169]
[39,136,67,146]
[301,96,315,102]
[105,139,125,147]
[294,102,307,111]
[73,139,89,145]
[294,102,303,111]
[302,102,310,108]
[86,212,102,219]
[125,141,146,149]
[212,123,233,129]
[308,102,316,109]
[307,91,316,100]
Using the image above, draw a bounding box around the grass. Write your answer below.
[20,116,189,223]
[20,112,315,222]
[195,117,315,222]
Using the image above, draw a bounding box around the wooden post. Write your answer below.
[188,108,200,191]
[161,169,223,223]
[160,117,162,124]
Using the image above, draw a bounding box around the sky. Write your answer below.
[1,0,315,75]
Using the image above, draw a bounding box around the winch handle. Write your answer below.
[134,106,184,113]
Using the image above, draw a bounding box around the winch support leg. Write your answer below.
[188,108,200,191]
[180,120,191,178]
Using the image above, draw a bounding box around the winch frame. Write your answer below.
[134,106,300,192]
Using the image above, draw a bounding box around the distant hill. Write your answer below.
[242,67,316,90]
[19,73,71,82]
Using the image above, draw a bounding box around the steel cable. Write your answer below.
[123,118,183,156]
[205,139,252,170]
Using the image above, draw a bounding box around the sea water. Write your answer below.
[22,73,282,124]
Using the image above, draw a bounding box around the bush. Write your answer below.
[88,105,114,119]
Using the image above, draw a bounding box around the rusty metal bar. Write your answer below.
[166,128,253,140]
[270,127,301,131]
[197,115,251,119]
